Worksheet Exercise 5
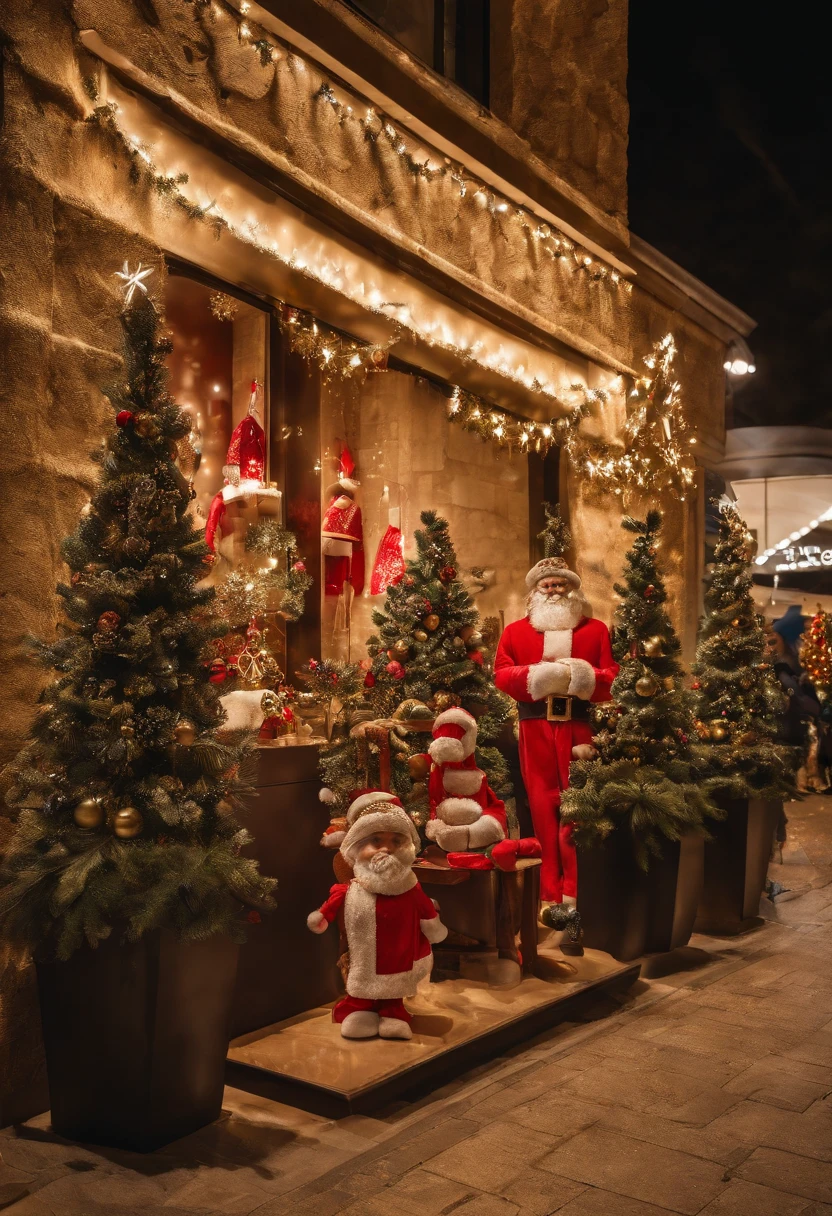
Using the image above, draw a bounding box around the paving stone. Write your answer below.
[557,1057,735,1122]
[499,1167,586,1215]
[426,1122,557,1192]
[596,1107,753,1168]
[504,1094,607,1140]
[725,1055,832,1096]
[737,1147,832,1203]
[708,1100,832,1162]
[276,1190,357,1216]
[537,1126,728,1214]
[695,1178,812,1214]
[367,1117,482,1181]
[555,1186,683,1215]
[358,1168,475,1215]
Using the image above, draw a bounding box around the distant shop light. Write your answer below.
[723,339,756,377]
[756,505,832,566]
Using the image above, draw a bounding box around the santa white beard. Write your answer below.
[527,588,587,632]
[353,845,417,895]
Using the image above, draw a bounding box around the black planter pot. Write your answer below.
[577,832,704,961]
[36,929,239,1152]
[694,797,781,936]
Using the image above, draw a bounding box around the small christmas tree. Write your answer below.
[801,609,832,699]
[563,510,717,869]
[0,296,275,959]
[319,511,512,816]
[692,502,794,800]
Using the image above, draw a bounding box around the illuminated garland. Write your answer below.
[179,0,631,295]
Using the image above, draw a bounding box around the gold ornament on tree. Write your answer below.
[424,614,440,631]
[709,720,729,742]
[113,806,143,838]
[73,797,105,829]
[635,673,659,697]
[641,635,665,658]
[174,719,197,746]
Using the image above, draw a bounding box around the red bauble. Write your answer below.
[644,584,656,598]
[116,410,134,427]
[691,680,701,690]
[308,659,319,671]
[246,910,262,924]
[292,560,307,573]
[467,649,484,666]
[439,565,457,581]
[96,611,121,634]
[385,660,406,679]
[364,672,376,688]
[209,658,227,684]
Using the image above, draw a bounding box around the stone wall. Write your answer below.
[491,0,630,225]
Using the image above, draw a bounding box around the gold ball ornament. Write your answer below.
[641,635,665,658]
[134,413,158,438]
[635,674,659,697]
[73,797,105,829]
[408,753,431,781]
[392,639,410,659]
[433,691,456,710]
[424,614,440,632]
[113,806,143,838]
[709,723,729,742]
[413,629,428,642]
[174,719,197,746]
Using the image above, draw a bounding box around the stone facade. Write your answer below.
[0,0,749,1124]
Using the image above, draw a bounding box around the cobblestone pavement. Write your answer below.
[2,796,831,1216]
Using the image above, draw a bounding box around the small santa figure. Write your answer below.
[321,446,364,599]
[494,555,618,912]
[204,381,280,554]
[307,792,447,1040]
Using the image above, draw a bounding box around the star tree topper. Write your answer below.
[115,261,155,306]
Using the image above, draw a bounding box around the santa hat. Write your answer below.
[337,445,360,493]
[221,381,280,504]
[339,790,420,861]
[525,555,581,592]
[428,708,477,765]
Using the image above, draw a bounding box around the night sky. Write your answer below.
[627,2,831,429]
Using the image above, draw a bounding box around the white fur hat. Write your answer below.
[525,555,581,591]
[428,708,478,764]
[339,791,420,860]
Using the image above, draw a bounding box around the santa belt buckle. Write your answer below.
[546,695,572,722]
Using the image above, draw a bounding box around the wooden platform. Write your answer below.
[225,942,640,1118]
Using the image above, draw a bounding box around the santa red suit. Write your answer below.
[322,446,364,597]
[204,381,280,553]
[307,792,447,1040]
[494,556,618,904]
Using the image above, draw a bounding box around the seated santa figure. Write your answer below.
[307,792,447,1041]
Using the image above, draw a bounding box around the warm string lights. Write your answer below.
[177,0,631,296]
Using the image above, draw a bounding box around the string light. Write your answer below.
[755,506,832,568]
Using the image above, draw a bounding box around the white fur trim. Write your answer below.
[563,658,596,700]
[319,787,336,804]
[378,1017,412,1039]
[340,1011,379,1039]
[436,797,482,826]
[420,916,448,944]
[542,630,573,660]
[341,808,420,859]
[467,815,505,848]
[424,820,469,851]
[571,743,598,761]
[429,737,465,765]
[307,910,328,934]
[432,708,477,758]
[526,560,581,590]
[347,791,397,821]
[442,768,484,796]
[344,884,433,998]
[321,830,345,848]
[528,661,570,701]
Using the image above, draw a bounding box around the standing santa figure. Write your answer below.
[307,792,447,1040]
[321,446,364,601]
[494,553,618,914]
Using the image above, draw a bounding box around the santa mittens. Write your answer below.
[446,851,494,870]
[489,838,543,872]
[370,525,405,596]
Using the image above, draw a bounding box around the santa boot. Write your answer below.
[378,1001,413,1040]
[340,1011,380,1039]
[541,904,584,957]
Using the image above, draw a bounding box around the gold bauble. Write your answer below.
[424,614,440,631]
[641,635,664,658]
[433,691,455,710]
[635,674,659,697]
[413,629,428,642]
[709,723,728,743]
[113,806,143,838]
[467,631,483,646]
[174,719,197,746]
[408,753,431,781]
[134,413,158,438]
[392,639,410,659]
[73,797,105,829]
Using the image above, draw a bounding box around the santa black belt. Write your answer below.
[518,696,592,723]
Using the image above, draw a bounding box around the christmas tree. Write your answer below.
[562,510,717,869]
[692,502,794,800]
[319,510,512,816]
[801,609,832,699]
[0,296,275,960]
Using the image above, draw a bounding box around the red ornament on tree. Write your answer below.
[364,672,376,688]
[439,565,457,582]
[209,658,227,684]
[644,584,656,598]
[116,410,134,427]
[385,660,406,679]
[292,560,307,573]
[246,910,262,924]
[468,649,484,666]
[96,611,121,634]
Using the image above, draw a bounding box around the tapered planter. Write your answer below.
[577,832,704,961]
[694,797,781,935]
[36,928,239,1151]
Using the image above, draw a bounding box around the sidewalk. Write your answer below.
[2,796,831,1216]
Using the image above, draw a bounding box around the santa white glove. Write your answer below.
[425,819,470,852]
[528,661,571,700]
[559,658,596,700]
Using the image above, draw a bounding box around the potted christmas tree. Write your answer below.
[692,502,795,934]
[562,510,718,961]
[319,510,513,829]
[0,295,275,1151]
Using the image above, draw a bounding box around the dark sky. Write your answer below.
[627,1,832,429]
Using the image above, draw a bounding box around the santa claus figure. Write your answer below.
[494,556,618,911]
[322,446,364,599]
[307,792,447,1040]
[204,381,280,554]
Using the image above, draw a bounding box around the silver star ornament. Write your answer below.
[115,261,155,305]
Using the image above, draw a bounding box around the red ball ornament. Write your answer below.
[116,410,134,427]
[364,672,376,688]
[97,611,121,634]
[292,560,306,573]
[691,680,701,690]
[439,565,457,581]
[308,659,319,671]
[644,585,656,598]
[246,910,262,924]
[385,660,406,679]
[468,649,484,666]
